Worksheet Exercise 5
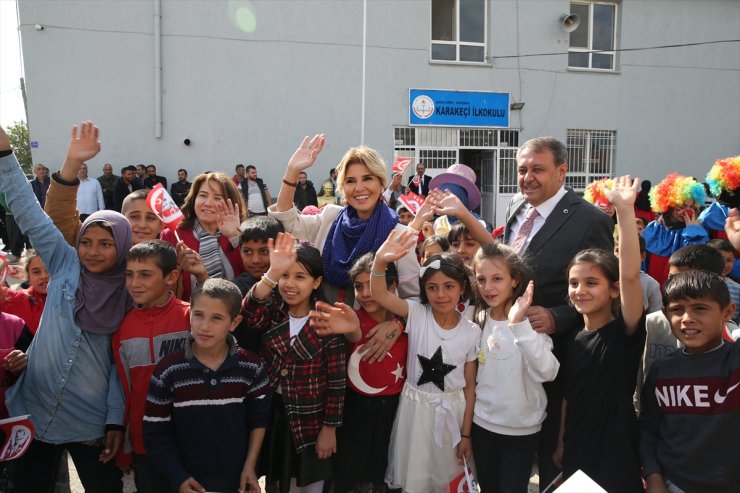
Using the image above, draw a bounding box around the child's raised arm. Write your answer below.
[508,281,560,383]
[251,232,297,300]
[58,121,101,182]
[407,195,435,233]
[428,189,493,246]
[607,175,643,334]
[46,122,102,246]
[0,124,76,276]
[370,230,417,320]
[309,300,362,342]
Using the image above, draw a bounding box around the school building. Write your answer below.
[16,0,740,225]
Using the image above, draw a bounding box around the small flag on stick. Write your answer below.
[398,190,425,216]
[146,184,183,242]
[392,157,413,174]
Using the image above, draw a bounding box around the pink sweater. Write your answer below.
[0,312,25,418]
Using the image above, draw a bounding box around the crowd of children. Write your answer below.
[0,121,738,493]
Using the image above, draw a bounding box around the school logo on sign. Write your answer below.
[412,95,435,119]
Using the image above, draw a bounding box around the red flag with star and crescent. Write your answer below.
[398,190,425,216]
[0,415,34,461]
[392,157,413,174]
[146,183,184,232]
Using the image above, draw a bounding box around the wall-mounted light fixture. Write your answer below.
[510,102,525,110]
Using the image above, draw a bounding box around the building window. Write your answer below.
[568,1,617,71]
[498,148,519,194]
[566,129,616,192]
[431,0,487,63]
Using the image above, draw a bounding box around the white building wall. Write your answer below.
[16,0,740,192]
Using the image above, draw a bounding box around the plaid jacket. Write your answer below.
[241,288,345,452]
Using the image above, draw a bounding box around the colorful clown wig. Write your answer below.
[706,156,740,206]
[649,173,707,214]
[584,178,614,207]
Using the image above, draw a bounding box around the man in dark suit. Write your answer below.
[113,165,145,212]
[503,137,613,490]
[143,164,167,189]
[407,162,432,197]
[170,168,191,207]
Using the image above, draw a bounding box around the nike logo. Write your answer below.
[714,380,740,404]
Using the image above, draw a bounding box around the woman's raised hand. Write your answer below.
[267,232,297,278]
[508,281,534,325]
[216,198,241,238]
[604,175,639,209]
[287,134,326,173]
[66,121,101,164]
[376,229,417,265]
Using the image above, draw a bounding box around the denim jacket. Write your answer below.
[0,153,124,444]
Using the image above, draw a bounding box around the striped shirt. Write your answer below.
[143,334,271,492]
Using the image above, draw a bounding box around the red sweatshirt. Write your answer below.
[113,295,191,454]
[0,287,46,333]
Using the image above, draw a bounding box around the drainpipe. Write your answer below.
[360,0,366,145]
[154,0,162,138]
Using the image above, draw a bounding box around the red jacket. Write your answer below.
[0,287,46,333]
[161,227,245,301]
[112,295,191,454]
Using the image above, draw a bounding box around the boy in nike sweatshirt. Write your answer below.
[639,270,740,493]
[113,240,190,492]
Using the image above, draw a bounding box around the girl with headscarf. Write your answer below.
[0,122,130,492]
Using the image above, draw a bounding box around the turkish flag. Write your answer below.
[146,183,184,231]
[392,157,413,174]
[398,191,425,216]
[0,415,35,461]
[449,464,477,492]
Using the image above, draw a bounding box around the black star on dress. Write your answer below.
[417,346,456,391]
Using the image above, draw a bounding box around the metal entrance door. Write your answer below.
[480,150,495,224]
[494,148,518,227]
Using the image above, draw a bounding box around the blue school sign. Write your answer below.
[409,89,510,128]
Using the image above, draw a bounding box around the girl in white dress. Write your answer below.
[371,230,480,493]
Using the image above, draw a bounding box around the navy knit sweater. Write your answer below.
[143,335,271,492]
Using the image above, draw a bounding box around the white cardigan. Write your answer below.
[268,204,420,300]
[473,314,560,436]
